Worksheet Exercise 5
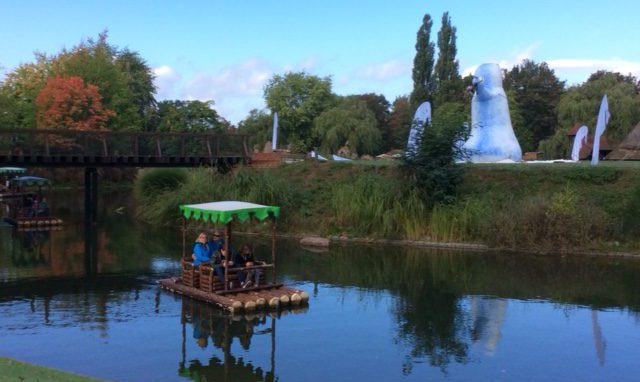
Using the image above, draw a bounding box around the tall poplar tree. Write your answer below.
[410,14,435,111]
[433,12,464,107]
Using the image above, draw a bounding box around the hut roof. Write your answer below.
[566,124,584,137]
[606,122,640,160]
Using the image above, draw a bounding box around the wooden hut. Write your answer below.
[606,122,640,160]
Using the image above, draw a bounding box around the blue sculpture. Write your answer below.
[463,64,522,162]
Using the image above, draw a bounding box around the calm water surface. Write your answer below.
[1,190,640,381]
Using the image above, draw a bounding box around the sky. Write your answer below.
[1,0,640,124]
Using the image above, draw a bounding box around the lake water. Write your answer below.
[1,190,640,381]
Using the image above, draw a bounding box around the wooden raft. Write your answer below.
[4,217,63,227]
[159,277,309,314]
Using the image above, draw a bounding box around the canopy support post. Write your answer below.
[224,222,230,290]
[271,217,276,284]
[181,218,186,260]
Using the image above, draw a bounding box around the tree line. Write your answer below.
[1,20,640,158]
[0,32,229,135]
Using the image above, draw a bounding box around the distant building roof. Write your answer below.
[607,121,640,160]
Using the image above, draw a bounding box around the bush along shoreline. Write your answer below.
[133,161,640,254]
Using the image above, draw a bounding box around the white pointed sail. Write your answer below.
[591,95,611,165]
[332,154,351,161]
[406,101,431,158]
[571,125,589,161]
[272,112,279,151]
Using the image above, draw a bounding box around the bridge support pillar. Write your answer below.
[84,167,98,276]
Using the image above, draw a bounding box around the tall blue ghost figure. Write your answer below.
[463,64,522,162]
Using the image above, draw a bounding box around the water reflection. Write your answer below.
[1,191,640,381]
[178,297,308,382]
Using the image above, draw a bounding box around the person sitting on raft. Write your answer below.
[208,229,224,253]
[234,244,262,288]
[213,247,236,288]
[191,232,211,268]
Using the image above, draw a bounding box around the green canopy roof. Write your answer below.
[0,167,26,174]
[11,176,50,187]
[180,201,279,224]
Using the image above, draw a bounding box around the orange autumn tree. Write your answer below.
[35,76,115,130]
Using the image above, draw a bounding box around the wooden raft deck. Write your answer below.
[159,277,309,314]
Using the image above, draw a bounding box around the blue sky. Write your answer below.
[1,0,639,123]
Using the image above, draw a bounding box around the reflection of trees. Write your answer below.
[273,240,640,372]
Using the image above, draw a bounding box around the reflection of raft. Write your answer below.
[159,277,308,314]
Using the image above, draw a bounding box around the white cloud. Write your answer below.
[153,57,321,124]
[153,65,181,100]
[461,43,640,83]
[462,42,541,77]
[357,59,410,81]
[547,58,640,80]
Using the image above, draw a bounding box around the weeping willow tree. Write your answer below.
[313,99,382,156]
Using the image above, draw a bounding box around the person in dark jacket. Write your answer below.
[208,229,224,254]
[234,244,261,288]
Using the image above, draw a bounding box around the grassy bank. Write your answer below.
[134,161,640,253]
[0,357,103,382]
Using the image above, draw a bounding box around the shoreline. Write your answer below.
[237,231,640,259]
[0,357,103,382]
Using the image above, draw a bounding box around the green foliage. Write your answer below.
[152,100,224,132]
[237,109,273,151]
[433,12,465,107]
[264,71,336,152]
[506,89,534,152]
[540,71,640,158]
[135,167,297,226]
[0,31,156,132]
[389,95,413,149]
[313,98,382,156]
[115,50,157,129]
[345,93,392,151]
[487,187,608,252]
[135,168,188,203]
[410,14,435,109]
[0,54,53,129]
[403,109,469,205]
[504,60,565,149]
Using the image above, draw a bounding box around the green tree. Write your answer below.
[313,99,382,156]
[506,90,532,151]
[115,49,157,130]
[237,109,273,151]
[0,32,156,132]
[403,109,469,205]
[389,95,413,149]
[345,93,391,151]
[504,60,565,150]
[433,12,464,107]
[153,100,224,132]
[264,71,336,152]
[410,14,435,111]
[0,54,53,129]
[53,32,143,130]
[539,71,640,158]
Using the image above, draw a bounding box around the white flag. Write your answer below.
[406,102,431,158]
[591,95,611,165]
[571,125,589,161]
[272,112,279,151]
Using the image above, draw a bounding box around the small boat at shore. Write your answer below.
[159,201,309,314]
[2,176,63,228]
